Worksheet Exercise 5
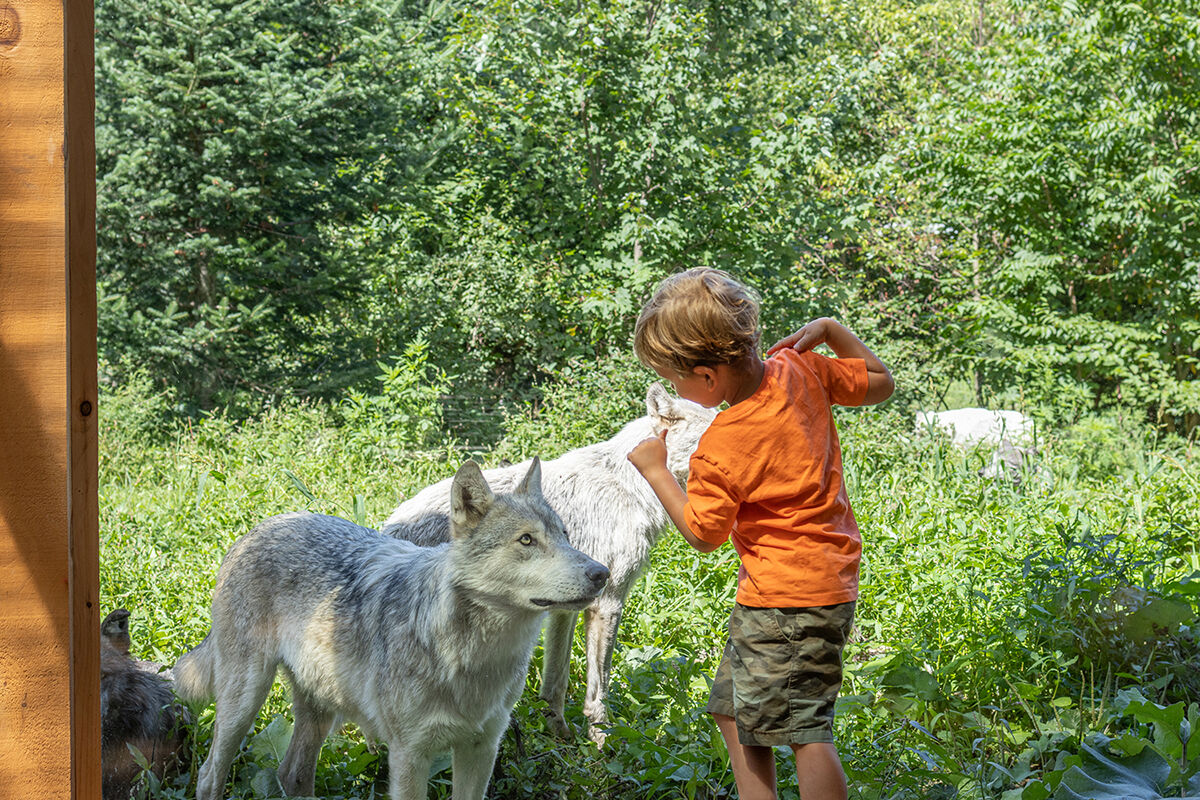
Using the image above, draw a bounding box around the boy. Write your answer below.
[627,268,894,800]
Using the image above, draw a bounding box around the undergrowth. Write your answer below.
[100,361,1199,800]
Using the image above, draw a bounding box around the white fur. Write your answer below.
[915,407,1041,482]
[914,407,1033,446]
[382,384,715,744]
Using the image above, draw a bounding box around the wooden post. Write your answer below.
[0,0,99,797]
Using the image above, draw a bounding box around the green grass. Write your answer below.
[99,375,1200,799]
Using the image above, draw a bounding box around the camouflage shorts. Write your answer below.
[706,602,855,747]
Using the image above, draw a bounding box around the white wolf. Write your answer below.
[175,460,608,800]
[914,407,1033,446]
[914,407,1038,481]
[381,383,716,744]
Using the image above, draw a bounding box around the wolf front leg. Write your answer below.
[450,717,507,799]
[537,609,578,738]
[387,744,434,800]
[583,597,624,746]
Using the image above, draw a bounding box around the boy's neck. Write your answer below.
[722,354,766,407]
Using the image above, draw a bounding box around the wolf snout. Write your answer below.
[585,562,610,589]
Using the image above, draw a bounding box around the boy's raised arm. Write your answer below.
[627,432,723,554]
[767,317,895,405]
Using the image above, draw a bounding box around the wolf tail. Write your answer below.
[172,633,215,704]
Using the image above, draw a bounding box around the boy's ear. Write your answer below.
[693,364,718,389]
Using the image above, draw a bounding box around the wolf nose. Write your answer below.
[586,563,610,588]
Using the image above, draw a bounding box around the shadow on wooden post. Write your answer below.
[0,0,98,797]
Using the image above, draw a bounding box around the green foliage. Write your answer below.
[355,0,935,406]
[340,335,453,460]
[916,0,1200,429]
[1115,691,1200,788]
[98,368,1200,798]
[1006,693,1200,799]
[495,351,651,460]
[1022,523,1200,706]
[95,0,438,409]
[99,366,178,446]
[94,0,1200,434]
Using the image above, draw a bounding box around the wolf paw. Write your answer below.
[587,724,608,748]
[541,708,572,739]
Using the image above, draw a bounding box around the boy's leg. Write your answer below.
[709,631,779,800]
[712,713,777,800]
[728,602,853,800]
[791,742,848,800]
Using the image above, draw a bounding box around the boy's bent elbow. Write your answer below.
[678,524,723,553]
[689,536,723,554]
[864,370,895,405]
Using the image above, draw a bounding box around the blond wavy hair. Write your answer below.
[633,267,761,376]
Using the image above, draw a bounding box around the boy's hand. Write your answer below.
[767,318,832,356]
[627,430,721,554]
[627,430,669,476]
[768,317,895,405]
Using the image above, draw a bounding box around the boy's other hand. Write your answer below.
[767,318,832,356]
[768,317,895,404]
[627,430,669,476]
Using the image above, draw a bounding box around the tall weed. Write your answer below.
[99,367,1199,799]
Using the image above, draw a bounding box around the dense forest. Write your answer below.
[96,0,1199,432]
[93,0,1199,798]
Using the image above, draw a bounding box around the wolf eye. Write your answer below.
[518,533,534,546]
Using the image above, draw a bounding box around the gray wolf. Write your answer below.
[100,608,188,800]
[381,383,715,744]
[174,459,608,800]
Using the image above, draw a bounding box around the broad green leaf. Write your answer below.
[250,714,294,762]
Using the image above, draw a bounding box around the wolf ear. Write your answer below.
[515,457,544,501]
[450,460,495,537]
[645,383,677,425]
[100,608,132,655]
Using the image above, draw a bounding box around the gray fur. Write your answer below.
[381,384,715,743]
[175,459,608,800]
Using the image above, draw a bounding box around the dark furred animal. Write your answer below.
[100,609,188,800]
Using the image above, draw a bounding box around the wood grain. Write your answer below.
[0,0,98,796]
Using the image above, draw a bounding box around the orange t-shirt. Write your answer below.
[682,349,869,607]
